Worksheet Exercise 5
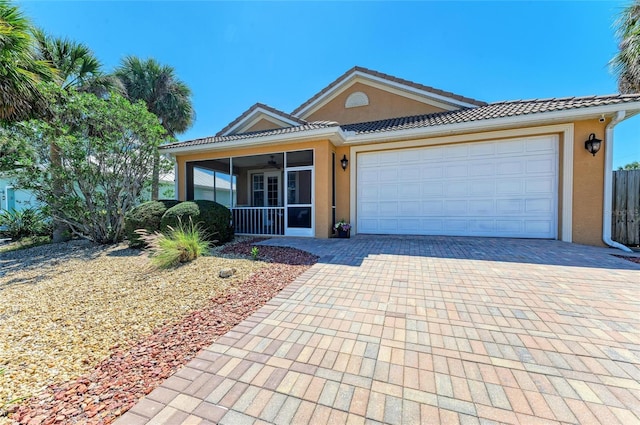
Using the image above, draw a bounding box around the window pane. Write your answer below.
[287,170,311,204]
[286,150,313,167]
[287,207,312,228]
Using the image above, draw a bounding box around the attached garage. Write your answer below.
[356,136,559,238]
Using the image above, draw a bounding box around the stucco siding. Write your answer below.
[571,119,607,246]
[305,82,447,125]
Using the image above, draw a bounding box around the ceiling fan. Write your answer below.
[264,155,281,169]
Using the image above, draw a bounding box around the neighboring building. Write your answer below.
[0,175,40,212]
[158,168,235,207]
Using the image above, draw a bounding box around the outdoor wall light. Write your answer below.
[340,154,349,171]
[584,133,602,156]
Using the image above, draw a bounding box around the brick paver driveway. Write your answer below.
[117,236,640,424]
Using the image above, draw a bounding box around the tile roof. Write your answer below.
[215,102,308,136]
[162,94,640,150]
[163,121,337,149]
[291,66,488,116]
[341,94,640,134]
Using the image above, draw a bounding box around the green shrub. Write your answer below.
[124,200,180,248]
[193,200,233,243]
[0,208,51,240]
[151,218,210,268]
[161,201,200,232]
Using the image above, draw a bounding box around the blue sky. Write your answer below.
[21,1,639,168]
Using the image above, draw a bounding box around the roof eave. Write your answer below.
[161,127,348,155]
[344,101,640,145]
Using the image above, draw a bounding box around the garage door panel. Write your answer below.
[444,200,467,215]
[422,183,444,196]
[526,178,554,193]
[445,181,468,197]
[527,138,555,152]
[497,220,523,233]
[497,160,524,175]
[422,200,443,215]
[525,221,553,234]
[497,140,525,154]
[527,158,555,173]
[379,168,397,181]
[525,198,553,213]
[497,199,523,214]
[379,152,399,164]
[360,169,379,183]
[379,184,398,200]
[496,180,524,195]
[470,180,495,196]
[421,147,445,161]
[469,163,495,177]
[469,220,495,233]
[399,167,420,181]
[469,200,495,215]
[357,137,557,238]
[399,183,420,198]
[445,220,468,232]
[400,201,420,215]
[422,166,443,179]
[445,164,468,178]
[360,186,378,199]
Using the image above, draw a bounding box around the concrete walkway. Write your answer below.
[116,236,640,424]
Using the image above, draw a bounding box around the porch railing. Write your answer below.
[232,207,285,236]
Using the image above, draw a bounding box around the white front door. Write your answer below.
[285,167,314,237]
[357,136,558,238]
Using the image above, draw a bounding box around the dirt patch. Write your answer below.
[3,238,317,424]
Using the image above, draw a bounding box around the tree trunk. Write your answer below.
[151,149,159,201]
[50,142,70,243]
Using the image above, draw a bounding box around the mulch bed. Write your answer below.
[10,240,317,425]
[613,254,640,264]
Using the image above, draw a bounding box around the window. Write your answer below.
[252,174,264,206]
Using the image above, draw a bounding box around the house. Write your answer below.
[158,167,236,207]
[0,174,40,213]
[161,66,640,248]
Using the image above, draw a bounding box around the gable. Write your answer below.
[216,103,306,136]
[236,115,293,134]
[292,67,486,125]
[303,81,450,125]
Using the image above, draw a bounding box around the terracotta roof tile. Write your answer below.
[291,66,487,116]
[163,122,336,149]
[162,94,640,151]
[215,102,307,136]
[341,94,640,134]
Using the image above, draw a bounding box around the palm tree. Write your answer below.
[0,1,56,122]
[32,30,123,242]
[611,0,640,93]
[32,28,121,96]
[115,56,194,200]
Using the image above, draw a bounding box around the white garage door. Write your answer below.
[357,136,558,238]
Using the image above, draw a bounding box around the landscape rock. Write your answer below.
[4,237,317,424]
[218,267,236,278]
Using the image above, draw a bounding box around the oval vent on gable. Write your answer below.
[345,91,369,108]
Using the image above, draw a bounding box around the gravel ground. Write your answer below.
[1,237,316,424]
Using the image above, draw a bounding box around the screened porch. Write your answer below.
[185,149,314,237]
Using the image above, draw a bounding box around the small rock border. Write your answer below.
[10,240,318,425]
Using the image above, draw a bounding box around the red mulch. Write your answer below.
[614,254,640,264]
[10,239,318,425]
